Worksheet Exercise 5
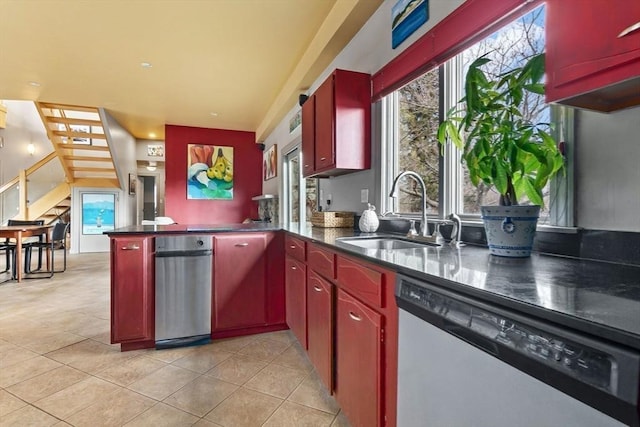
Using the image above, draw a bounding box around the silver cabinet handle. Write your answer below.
[121,245,139,250]
[348,311,362,321]
[320,157,326,161]
[304,164,310,168]
[235,243,249,247]
[289,245,296,249]
[618,21,640,38]
[313,285,322,292]
[291,266,297,270]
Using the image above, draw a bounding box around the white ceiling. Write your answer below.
[0,0,382,141]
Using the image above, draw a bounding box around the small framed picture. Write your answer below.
[147,144,164,157]
[128,173,137,195]
[263,144,277,181]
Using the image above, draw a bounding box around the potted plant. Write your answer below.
[437,52,564,257]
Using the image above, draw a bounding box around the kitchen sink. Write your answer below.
[336,236,436,250]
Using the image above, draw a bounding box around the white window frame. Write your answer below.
[380,56,574,228]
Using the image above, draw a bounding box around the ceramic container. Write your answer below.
[481,205,540,257]
[359,203,379,233]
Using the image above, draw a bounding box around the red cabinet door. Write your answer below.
[315,75,336,172]
[335,288,383,427]
[301,94,316,177]
[307,269,333,391]
[307,243,336,281]
[285,255,307,348]
[111,236,154,343]
[265,232,285,326]
[213,233,267,331]
[546,0,640,110]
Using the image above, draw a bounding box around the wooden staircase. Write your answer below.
[35,102,120,189]
[34,191,71,225]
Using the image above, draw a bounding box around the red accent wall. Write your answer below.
[165,125,261,224]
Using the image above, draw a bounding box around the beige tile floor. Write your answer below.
[0,252,351,427]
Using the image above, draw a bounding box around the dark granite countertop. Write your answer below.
[105,222,640,350]
[104,222,282,235]
[283,223,640,351]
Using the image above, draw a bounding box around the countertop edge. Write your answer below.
[282,229,640,351]
[104,223,640,350]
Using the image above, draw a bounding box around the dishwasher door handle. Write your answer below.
[443,319,499,356]
[156,249,213,257]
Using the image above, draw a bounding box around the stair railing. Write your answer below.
[0,152,68,224]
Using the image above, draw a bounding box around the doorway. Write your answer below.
[137,175,157,223]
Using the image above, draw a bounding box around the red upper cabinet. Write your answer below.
[213,233,268,331]
[110,236,154,345]
[301,69,371,178]
[301,94,316,177]
[546,0,640,111]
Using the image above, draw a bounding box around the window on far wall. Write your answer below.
[382,5,573,226]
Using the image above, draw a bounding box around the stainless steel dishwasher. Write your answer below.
[396,274,640,427]
[155,235,213,349]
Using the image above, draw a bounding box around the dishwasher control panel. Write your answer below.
[399,280,619,394]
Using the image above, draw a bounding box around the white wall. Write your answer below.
[262,0,464,217]
[575,106,640,232]
[0,101,53,184]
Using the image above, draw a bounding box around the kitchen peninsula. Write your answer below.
[106,224,640,427]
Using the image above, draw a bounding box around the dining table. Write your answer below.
[0,225,52,283]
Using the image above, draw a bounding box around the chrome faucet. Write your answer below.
[447,213,463,247]
[389,171,429,238]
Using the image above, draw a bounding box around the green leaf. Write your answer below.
[522,177,543,206]
[494,160,508,195]
[527,53,545,84]
[523,83,544,94]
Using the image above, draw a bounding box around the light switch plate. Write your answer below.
[361,189,369,203]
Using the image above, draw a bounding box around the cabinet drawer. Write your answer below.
[336,255,384,309]
[285,234,306,261]
[308,243,336,280]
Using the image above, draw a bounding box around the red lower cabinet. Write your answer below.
[110,236,154,345]
[213,233,268,331]
[285,255,307,348]
[335,288,383,427]
[307,269,333,391]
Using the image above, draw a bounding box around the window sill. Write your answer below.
[460,219,580,234]
[378,215,580,234]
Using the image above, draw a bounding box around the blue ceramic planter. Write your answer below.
[481,205,541,257]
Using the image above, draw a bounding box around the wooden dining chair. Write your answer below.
[6,219,46,274]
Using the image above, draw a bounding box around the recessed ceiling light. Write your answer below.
[210,112,218,117]
[28,81,41,87]
[149,132,156,138]
[141,62,153,68]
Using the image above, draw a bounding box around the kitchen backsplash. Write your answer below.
[258,197,279,223]
[362,216,640,266]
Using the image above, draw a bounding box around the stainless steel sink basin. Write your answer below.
[336,237,434,250]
